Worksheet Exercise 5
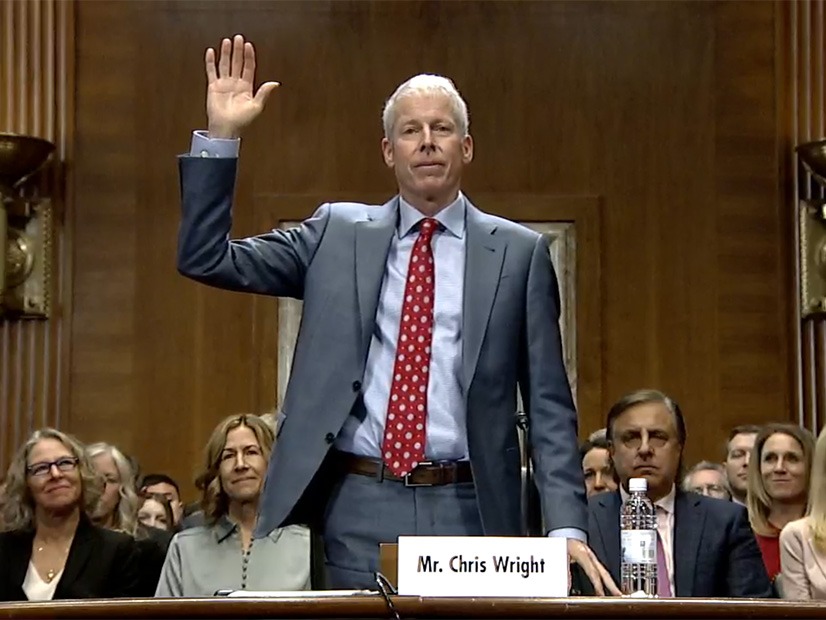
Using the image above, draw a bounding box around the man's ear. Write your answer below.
[462,134,474,164]
[381,137,394,168]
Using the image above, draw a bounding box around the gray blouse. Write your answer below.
[154,517,311,597]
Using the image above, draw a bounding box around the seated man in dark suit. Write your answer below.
[586,389,773,598]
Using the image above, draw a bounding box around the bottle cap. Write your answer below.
[628,477,647,493]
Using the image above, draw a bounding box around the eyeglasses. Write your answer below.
[690,484,728,497]
[26,457,79,478]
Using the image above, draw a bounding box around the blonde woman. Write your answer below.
[747,424,815,582]
[86,442,139,535]
[0,429,140,600]
[779,427,826,599]
[155,414,310,596]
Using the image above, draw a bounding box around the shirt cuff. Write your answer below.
[548,527,587,543]
[189,130,240,158]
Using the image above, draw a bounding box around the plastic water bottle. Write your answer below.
[620,477,658,596]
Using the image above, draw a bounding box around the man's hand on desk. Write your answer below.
[567,539,621,596]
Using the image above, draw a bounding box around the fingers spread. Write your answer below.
[241,41,256,85]
[205,48,217,83]
[254,82,280,107]
[231,34,245,79]
[218,38,231,79]
[583,560,605,596]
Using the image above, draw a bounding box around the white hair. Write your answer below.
[86,442,139,535]
[682,460,731,495]
[382,74,469,139]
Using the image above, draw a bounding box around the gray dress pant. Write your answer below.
[322,472,484,589]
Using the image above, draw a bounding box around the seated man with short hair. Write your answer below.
[586,390,773,598]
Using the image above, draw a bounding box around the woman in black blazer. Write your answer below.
[0,428,141,601]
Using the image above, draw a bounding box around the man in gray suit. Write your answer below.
[177,34,618,594]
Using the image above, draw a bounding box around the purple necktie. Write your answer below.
[656,531,672,597]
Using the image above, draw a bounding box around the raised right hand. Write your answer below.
[205,34,279,139]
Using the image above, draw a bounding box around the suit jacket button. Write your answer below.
[352,380,362,392]
[325,432,336,444]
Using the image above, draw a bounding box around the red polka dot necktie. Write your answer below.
[381,218,438,477]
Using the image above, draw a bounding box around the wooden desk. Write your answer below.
[0,597,822,619]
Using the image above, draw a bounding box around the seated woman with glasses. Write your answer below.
[0,428,141,601]
[155,414,310,596]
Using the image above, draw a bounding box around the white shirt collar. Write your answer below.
[398,193,466,239]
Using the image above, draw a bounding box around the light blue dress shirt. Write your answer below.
[336,195,467,460]
[187,131,585,542]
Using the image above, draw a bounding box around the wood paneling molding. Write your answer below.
[787,0,826,434]
[0,0,74,470]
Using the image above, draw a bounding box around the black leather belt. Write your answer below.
[337,452,473,487]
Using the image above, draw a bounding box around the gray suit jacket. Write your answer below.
[177,156,586,538]
[587,490,774,597]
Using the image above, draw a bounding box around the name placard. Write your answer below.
[397,536,568,597]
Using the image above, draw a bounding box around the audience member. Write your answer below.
[0,429,141,600]
[724,425,761,506]
[747,424,814,583]
[683,461,731,501]
[89,444,176,595]
[140,474,184,526]
[587,389,772,597]
[780,426,826,600]
[155,414,310,596]
[588,428,607,443]
[580,436,618,498]
[138,494,175,532]
[87,443,139,535]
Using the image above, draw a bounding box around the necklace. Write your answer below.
[34,542,70,583]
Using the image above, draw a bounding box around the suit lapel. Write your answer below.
[354,199,398,359]
[594,492,622,584]
[673,491,704,597]
[54,516,94,599]
[462,202,506,391]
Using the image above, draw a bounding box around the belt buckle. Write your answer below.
[403,461,434,487]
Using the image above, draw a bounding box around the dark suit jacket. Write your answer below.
[0,516,142,600]
[587,490,774,598]
[135,524,174,597]
[177,157,585,539]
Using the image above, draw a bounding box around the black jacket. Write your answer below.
[0,515,141,600]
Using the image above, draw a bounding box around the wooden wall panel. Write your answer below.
[0,0,74,471]
[70,0,795,496]
[788,0,826,435]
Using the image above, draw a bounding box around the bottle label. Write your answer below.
[621,530,657,564]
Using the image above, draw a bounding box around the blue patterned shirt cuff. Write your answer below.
[548,527,586,543]
[189,130,240,158]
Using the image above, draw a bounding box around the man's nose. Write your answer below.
[594,472,606,490]
[638,437,652,456]
[419,127,435,150]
